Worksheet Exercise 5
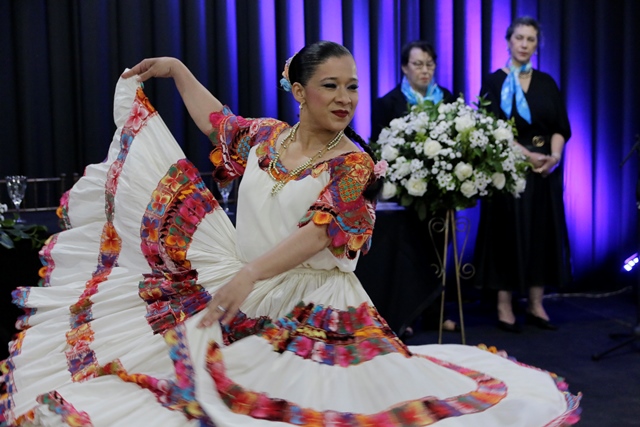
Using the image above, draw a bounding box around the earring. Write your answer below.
[299,102,304,111]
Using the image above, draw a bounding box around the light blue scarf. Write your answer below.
[400,76,444,105]
[500,60,532,124]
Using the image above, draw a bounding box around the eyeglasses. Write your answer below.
[410,61,436,70]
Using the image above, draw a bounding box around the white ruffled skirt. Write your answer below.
[0,77,580,427]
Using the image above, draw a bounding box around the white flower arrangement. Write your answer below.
[373,96,531,219]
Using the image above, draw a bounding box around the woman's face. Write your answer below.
[401,47,436,94]
[299,55,359,134]
[508,25,538,65]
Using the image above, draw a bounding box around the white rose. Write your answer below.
[405,176,428,197]
[454,114,476,132]
[514,177,527,194]
[380,145,399,161]
[491,172,506,190]
[460,180,478,198]
[0,203,7,214]
[423,139,443,158]
[493,127,514,143]
[454,162,473,181]
[381,182,398,200]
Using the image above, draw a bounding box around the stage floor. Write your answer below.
[405,287,640,427]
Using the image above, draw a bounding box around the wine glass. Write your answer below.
[6,175,28,223]
[217,181,234,213]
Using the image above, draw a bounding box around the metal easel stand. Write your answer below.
[429,209,475,344]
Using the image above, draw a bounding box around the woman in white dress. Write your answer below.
[0,41,580,426]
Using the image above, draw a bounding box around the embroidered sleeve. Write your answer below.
[299,152,376,259]
[208,106,287,184]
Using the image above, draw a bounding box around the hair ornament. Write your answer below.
[280,52,297,92]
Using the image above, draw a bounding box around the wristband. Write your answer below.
[551,152,561,162]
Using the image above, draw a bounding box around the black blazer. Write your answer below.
[370,84,454,143]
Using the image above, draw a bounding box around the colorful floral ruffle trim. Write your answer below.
[476,344,582,426]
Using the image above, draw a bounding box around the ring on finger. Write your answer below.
[216,305,227,313]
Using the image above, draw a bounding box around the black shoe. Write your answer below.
[525,313,558,331]
[497,320,522,333]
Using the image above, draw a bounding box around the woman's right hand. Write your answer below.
[528,152,547,169]
[121,57,182,82]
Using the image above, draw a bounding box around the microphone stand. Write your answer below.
[592,134,640,360]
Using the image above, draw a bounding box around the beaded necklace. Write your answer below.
[268,123,344,195]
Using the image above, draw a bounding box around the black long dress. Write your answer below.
[474,69,572,293]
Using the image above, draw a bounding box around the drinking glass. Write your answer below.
[217,181,234,213]
[6,175,28,223]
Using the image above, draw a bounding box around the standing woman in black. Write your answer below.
[475,16,572,332]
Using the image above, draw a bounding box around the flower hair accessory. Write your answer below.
[279,53,296,92]
[373,160,388,179]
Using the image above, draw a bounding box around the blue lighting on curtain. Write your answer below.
[350,0,371,140]
[258,0,277,119]
[183,0,632,284]
[320,0,343,42]
[516,1,538,20]
[433,0,453,92]
[402,0,421,42]
[563,6,596,276]
[225,0,239,110]
[375,1,398,98]
[464,0,482,102]
[280,1,305,125]
[490,1,510,72]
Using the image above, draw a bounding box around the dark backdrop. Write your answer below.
[1,0,639,289]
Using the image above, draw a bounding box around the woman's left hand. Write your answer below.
[198,268,256,328]
[534,155,560,177]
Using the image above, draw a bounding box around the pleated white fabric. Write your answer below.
[0,76,580,427]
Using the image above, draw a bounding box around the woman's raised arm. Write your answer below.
[122,57,223,135]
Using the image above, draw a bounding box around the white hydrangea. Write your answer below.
[410,159,425,173]
[469,130,489,148]
[380,145,399,161]
[493,126,514,143]
[393,159,412,178]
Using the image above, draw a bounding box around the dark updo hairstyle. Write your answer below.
[287,41,381,201]
[505,16,541,41]
[400,40,437,66]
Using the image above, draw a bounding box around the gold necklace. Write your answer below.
[268,123,344,195]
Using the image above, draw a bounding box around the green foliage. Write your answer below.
[0,215,48,250]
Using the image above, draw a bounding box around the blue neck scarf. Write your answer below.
[400,76,444,105]
[500,60,532,124]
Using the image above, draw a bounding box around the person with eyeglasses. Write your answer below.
[368,41,457,339]
[370,40,454,142]
[474,16,572,334]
